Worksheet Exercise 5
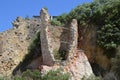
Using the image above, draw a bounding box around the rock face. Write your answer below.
[0,8,93,80]
[78,24,110,70]
[0,17,40,76]
[65,50,93,80]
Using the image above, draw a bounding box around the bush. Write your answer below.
[13,76,26,80]
[53,49,67,60]
[13,69,41,80]
[13,69,70,80]
[97,24,120,49]
[56,0,120,56]
[0,77,4,80]
[50,20,63,26]
[82,75,102,80]
[42,69,70,80]
[18,31,41,72]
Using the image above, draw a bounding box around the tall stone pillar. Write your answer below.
[40,8,54,66]
[68,19,78,59]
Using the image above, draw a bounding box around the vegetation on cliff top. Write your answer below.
[53,1,120,79]
[56,0,120,52]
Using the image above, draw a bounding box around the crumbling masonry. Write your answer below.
[0,8,93,80]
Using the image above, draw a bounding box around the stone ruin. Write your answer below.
[38,8,93,80]
[0,8,93,80]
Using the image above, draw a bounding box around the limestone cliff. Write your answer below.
[0,8,93,80]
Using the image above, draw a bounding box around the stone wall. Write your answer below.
[68,19,78,60]
[49,25,70,60]
[39,8,93,80]
[40,8,55,66]
[40,8,70,62]
[63,19,93,80]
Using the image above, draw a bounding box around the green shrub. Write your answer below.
[22,69,41,80]
[50,20,63,26]
[0,77,4,80]
[43,7,48,11]
[13,69,41,80]
[19,31,41,72]
[53,49,67,60]
[0,76,11,80]
[42,69,70,80]
[13,69,70,80]
[82,75,102,80]
[56,0,120,56]
[53,49,61,60]
[13,76,26,80]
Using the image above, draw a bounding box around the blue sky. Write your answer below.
[0,0,92,32]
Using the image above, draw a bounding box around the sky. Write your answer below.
[0,0,92,32]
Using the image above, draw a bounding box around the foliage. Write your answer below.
[82,74,102,80]
[53,49,61,60]
[13,76,26,80]
[22,69,41,80]
[12,69,70,80]
[53,49,67,60]
[95,0,120,50]
[43,7,48,11]
[0,76,12,80]
[28,31,40,52]
[97,24,119,49]
[42,69,70,80]
[50,20,63,26]
[56,3,92,25]
[56,13,68,25]
[18,31,41,72]
[56,0,120,56]
[0,77,4,80]
[13,69,41,80]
